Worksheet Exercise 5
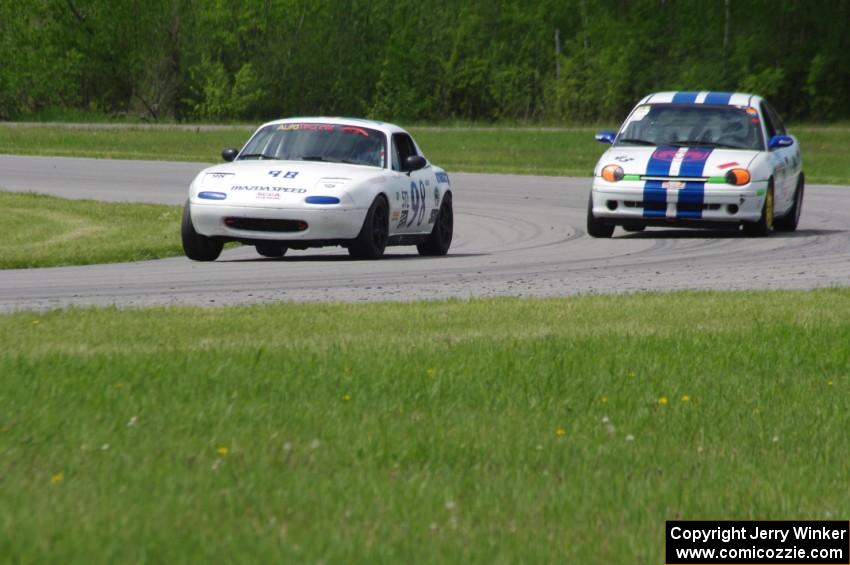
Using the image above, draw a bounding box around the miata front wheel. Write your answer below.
[348,195,389,259]
[181,202,223,261]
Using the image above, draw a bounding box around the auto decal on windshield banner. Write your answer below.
[643,147,714,219]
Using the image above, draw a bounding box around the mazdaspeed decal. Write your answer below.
[230,185,306,193]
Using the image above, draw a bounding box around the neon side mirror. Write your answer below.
[595,131,616,144]
[768,135,794,149]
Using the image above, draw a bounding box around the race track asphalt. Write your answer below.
[1,154,848,311]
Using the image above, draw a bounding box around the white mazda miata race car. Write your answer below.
[182,118,453,260]
[588,91,804,237]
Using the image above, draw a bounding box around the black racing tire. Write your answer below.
[417,193,453,256]
[774,173,804,232]
[743,183,774,237]
[586,193,615,238]
[622,224,645,233]
[181,202,223,261]
[255,243,288,257]
[348,195,389,259]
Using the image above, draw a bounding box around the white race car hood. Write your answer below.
[598,146,759,179]
[192,160,387,207]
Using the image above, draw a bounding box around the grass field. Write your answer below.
[1,192,183,269]
[1,123,848,184]
[1,290,849,563]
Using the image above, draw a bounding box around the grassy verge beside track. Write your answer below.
[1,192,182,268]
[1,290,849,563]
[1,123,848,184]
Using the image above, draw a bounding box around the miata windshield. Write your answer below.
[238,123,387,168]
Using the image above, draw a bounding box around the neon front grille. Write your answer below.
[623,201,720,210]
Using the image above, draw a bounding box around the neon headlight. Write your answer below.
[725,169,751,185]
[601,164,625,182]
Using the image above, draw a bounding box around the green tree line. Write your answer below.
[1,0,848,123]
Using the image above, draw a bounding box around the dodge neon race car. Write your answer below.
[182,118,453,260]
[587,91,804,237]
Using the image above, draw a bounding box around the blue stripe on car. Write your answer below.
[672,91,699,103]
[644,147,675,217]
[678,148,714,177]
[676,149,714,219]
[198,191,227,200]
[677,181,706,219]
[643,180,667,218]
[704,91,733,105]
[646,147,675,176]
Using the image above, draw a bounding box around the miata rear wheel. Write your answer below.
[417,193,453,256]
